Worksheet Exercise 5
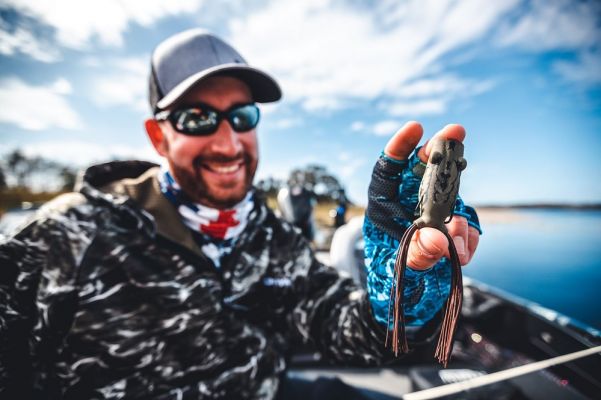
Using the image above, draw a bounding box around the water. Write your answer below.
[464,209,601,329]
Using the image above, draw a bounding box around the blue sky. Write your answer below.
[0,0,600,206]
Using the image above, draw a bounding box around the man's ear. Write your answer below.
[145,119,167,156]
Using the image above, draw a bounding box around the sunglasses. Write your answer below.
[155,103,260,136]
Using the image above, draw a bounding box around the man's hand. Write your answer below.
[363,122,481,327]
[383,121,479,269]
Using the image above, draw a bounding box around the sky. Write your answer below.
[0,0,600,206]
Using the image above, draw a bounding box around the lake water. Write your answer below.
[464,209,601,329]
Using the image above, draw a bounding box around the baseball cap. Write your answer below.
[149,29,282,112]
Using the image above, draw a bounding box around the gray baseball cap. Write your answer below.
[149,29,282,112]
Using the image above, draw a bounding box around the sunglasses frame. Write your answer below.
[155,102,260,136]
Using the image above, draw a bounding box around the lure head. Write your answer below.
[415,139,466,232]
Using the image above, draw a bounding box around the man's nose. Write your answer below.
[210,120,242,156]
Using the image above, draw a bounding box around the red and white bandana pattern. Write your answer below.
[159,168,254,241]
[177,193,254,240]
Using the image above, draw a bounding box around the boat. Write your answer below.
[290,216,601,400]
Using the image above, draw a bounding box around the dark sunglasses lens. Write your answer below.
[229,104,260,131]
[173,107,218,135]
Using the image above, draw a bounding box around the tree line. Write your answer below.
[0,150,78,213]
[0,150,350,213]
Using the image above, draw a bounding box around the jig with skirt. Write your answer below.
[387,138,467,367]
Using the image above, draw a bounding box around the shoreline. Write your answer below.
[475,208,530,224]
[474,204,601,210]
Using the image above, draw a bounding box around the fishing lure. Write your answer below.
[387,138,467,367]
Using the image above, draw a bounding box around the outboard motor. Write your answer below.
[277,185,316,241]
[329,215,366,288]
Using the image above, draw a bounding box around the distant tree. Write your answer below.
[0,166,6,190]
[6,150,30,187]
[1,150,79,192]
[59,167,78,191]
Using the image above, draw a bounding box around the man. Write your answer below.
[0,29,481,399]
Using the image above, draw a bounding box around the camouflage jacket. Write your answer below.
[0,161,438,399]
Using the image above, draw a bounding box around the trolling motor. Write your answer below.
[387,138,467,367]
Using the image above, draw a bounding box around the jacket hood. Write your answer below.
[76,160,160,192]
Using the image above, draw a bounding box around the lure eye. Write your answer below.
[430,151,443,165]
[456,157,467,171]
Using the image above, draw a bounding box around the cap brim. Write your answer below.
[156,63,282,110]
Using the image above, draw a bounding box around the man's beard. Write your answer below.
[168,153,256,209]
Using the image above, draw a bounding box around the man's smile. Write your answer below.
[195,158,248,190]
[201,160,244,175]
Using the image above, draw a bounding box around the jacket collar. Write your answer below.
[78,161,268,258]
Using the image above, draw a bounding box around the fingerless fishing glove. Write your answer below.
[363,148,482,328]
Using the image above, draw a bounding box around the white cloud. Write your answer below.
[0,19,60,62]
[372,120,402,137]
[496,0,600,52]
[93,78,148,112]
[257,102,280,115]
[51,78,72,95]
[301,97,346,112]
[553,50,601,85]
[386,75,495,117]
[3,0,205,49]
[113,57,148,75]
[396,76,494,98]
[336,152,366,180]
[3,0,598,126]
[228,0,515,115]
[337,152,353,162]
[416,0,520,69]
[387,99,446,118]
[256,163,289,183]
[88,56,149,112]
[0,77,82,131]
[270,117,303,130]
[19,140,161,166]
[350,121,366,132]
[496,0,601,87]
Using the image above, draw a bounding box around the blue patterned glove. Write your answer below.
[363,148,481,328]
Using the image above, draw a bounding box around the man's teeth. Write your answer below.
[210,164,241,173]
